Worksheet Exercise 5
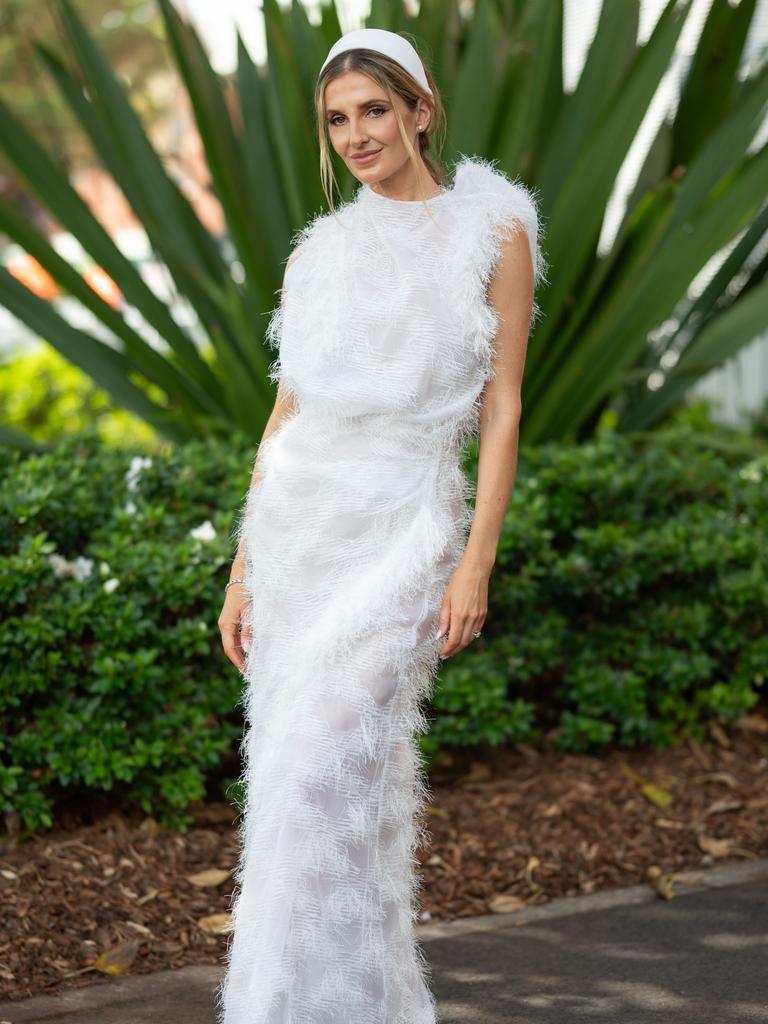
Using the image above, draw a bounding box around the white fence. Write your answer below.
[690,332,768,428]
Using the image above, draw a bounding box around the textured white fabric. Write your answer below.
[216,154,546,1024]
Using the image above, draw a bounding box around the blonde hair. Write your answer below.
[314,37,446,216]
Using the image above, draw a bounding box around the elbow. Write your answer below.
[481,394,522,433]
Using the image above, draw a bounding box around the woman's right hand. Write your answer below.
[218,582,252,673]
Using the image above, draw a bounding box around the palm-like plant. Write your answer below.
[0,0,766,447]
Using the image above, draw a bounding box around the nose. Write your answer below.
[349,118,369,146]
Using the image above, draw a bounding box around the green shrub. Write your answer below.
[426,432,767,756]
[0,428,248,832]
[1,428,765,833]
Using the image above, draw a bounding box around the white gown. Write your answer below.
[216,154,545,1024]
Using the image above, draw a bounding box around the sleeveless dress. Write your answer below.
[216,154,545,1024]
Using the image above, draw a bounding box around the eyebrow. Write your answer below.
[325,99,388,116]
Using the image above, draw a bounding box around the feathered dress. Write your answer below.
[215,154,546,1024]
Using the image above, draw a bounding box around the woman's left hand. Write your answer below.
[436,557,489,660]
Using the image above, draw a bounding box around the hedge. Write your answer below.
[1,427,765,833]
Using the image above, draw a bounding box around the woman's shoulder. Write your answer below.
[450,155,542,233]
[448,154,548,289]
[289,207,335,252]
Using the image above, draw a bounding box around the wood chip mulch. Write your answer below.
[2,712,767,1002]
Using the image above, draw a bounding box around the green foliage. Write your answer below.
[1,428,765,834]
[0,343,159,448]
[424,430,767,758]
[0,0,766,448]
[0,429,250,832]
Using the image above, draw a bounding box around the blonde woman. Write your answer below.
[217,27,546,1024]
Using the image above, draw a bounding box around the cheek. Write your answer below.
[377,114,405,147]
[327,130,345,155]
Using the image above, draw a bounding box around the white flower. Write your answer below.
[72,557,94,581]
[125,455,153,492]
[190,520,216,543]
[103,577,120,594]
[739,461,763,484]
[47,553,71,578]
[99,561,111,576]
[47,553,93,581]
[124,499,138,515]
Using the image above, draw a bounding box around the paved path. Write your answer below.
[2,860,766,1024]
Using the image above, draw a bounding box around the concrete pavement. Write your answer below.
[2,859,766,1024]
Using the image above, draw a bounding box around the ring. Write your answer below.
[472,630,482,639]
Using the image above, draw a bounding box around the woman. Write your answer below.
[216,27,546,1024]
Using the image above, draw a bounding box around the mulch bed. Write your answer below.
[2,712,767,1002]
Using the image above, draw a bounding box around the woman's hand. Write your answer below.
[218,582,252,672]
[437,556,490,660]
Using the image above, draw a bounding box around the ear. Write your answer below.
[417,99,433,130]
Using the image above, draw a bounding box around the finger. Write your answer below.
[440,615,465,659]
[221,627,244,669]
[222,642,243,672]
[436,603,450,639]
[457,619,476,654]
[239,619,252,655]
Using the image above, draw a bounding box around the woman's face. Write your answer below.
[324,70,431,185]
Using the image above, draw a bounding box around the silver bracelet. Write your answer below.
[225,577,245,592]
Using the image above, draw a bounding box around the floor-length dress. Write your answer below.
[215,154,545,1024]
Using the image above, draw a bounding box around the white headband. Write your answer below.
[320,28,433,97]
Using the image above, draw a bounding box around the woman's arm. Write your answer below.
[437,225,535,659]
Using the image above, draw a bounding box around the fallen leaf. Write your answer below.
[124,921,152,936]
[641,782,674,808]
[197,912,232,935]
[187,868,231,888]
[93,939,139,976]
[704,798,743,816]
[458,762,492,785]
[735,713,768,734]
[694,771,739,788]
[524,856,540,887]
[698,835,733,857]
[619,759,642,783]
[488,893,526,913]
[708,721,731,749]
[646,865,675,900]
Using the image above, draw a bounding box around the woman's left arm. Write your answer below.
[437,225,535,660]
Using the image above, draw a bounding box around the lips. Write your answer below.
[351,148,382,164]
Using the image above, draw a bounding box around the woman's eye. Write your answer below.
[329,107,387,126]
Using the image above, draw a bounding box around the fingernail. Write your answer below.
[243,641,251,654]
